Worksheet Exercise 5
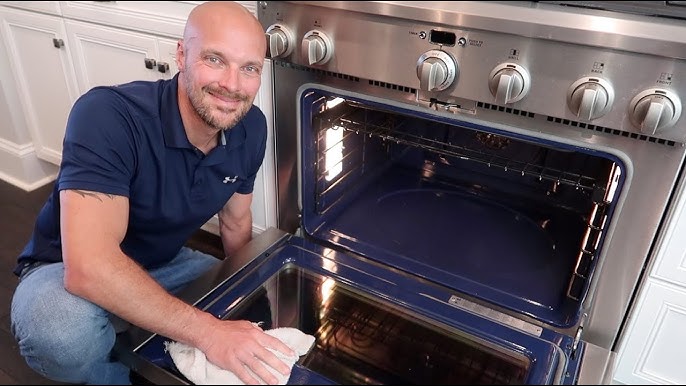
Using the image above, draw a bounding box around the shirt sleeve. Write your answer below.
[57,88,136,197]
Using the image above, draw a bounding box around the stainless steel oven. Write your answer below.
[116,1,686,384]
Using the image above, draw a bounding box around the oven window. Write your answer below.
[223,266,531,385]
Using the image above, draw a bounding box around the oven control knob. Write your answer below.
[416,50,457,92]
[629,88,682,134]
[301,30,333,66]
[265,24,294,58]
[567,77,615,121]
[488,63,531,104]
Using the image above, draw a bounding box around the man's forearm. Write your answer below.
[219,212,253,258]
[64,249,216,349]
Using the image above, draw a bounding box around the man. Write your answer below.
[10,2,294,385]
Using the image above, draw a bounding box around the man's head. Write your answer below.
[176,1,266,131]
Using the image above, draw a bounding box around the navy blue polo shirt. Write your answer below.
[15,74,267,275]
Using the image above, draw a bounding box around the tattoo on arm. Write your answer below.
[72,190,116,202]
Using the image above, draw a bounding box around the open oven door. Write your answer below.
[115,227,599,385]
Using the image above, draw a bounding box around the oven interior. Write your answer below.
[299,91,624,329]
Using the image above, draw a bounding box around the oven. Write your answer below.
[115,1,686,384]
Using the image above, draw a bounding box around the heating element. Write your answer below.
[116,1,686,384]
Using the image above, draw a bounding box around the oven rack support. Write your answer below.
[326,108,602,194]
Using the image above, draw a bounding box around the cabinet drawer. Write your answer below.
[0,1,62,16]
[59,1,198,38]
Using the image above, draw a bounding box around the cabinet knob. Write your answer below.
[144,58,156,69]
[52,38,64,49]
[157,62,170,73]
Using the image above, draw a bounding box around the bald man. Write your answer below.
[10,2,293,384]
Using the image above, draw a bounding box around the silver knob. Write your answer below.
[416,50,457,92]
[488,63,531,104]
[567,77,615,121]
[265,24,294,58]
[629,89,682,135]
[301,30,333,65]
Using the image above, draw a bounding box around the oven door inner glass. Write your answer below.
[227,267,530,385]
[135,240,572,384]
[299,90,624,329]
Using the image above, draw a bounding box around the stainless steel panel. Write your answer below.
[259,1,686,383]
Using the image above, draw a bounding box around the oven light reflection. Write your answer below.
[325,126,344,181]
[318,278,337,322]
[224,295,245,315]
[326,97,345,109]
[605,165,621,203]
[321,252,339,273]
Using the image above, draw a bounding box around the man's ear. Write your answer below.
[175,40,185,72]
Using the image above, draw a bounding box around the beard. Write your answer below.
[185,80,252,131]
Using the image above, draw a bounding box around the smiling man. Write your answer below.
[10,2,294,385]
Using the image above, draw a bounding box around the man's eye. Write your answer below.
[244,66,261,75]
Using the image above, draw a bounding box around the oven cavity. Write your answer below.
[300,94,624,329]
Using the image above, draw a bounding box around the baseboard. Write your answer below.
[0,139,58,191]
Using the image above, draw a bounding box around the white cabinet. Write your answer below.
[0,5,79,165]
[250,58,278,234]
[65,19,178,93]
[613,175,686,385]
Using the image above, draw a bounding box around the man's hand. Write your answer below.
[201,319,296,385]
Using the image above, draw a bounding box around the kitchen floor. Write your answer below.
[0,178,223,384]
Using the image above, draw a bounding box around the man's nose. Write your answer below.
[218,66,241,92]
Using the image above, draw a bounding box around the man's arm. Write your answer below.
[217,192,254,258]
[60,189,215,347]
[60,189,292,384]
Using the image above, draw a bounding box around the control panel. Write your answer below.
[260,2,686,142]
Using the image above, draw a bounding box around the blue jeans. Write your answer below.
[10,247,220,385]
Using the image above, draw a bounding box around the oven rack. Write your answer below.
[309,286,526,384]
[327,108,600,193]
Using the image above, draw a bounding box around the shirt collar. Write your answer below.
[160,74,190,149]
[161,74,249,153]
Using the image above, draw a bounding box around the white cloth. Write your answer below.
[164,327,316,385]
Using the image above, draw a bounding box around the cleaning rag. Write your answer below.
[164,327,316,385]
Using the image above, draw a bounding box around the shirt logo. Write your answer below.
[223,176,238,184]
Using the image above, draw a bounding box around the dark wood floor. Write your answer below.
[0,178,223,384]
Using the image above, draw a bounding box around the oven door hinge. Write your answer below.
[571,313,587,360]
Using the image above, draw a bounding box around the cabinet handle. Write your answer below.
[144,58,156,69]
[52,38,64,49]
[157,62,170,74]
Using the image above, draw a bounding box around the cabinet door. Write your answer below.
[156,38,180,80]
[613,280,686,385]
[651,180,686,286]
[65,19,160,94]
[0,6,79,165]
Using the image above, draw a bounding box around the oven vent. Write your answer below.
[477,101,535,118]
[367,80,417,94]
[545,116,677,147]
[274,61,360,83]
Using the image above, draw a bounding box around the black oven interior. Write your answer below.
[299,92,623,330]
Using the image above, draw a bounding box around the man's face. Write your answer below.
[179,24,265,131]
